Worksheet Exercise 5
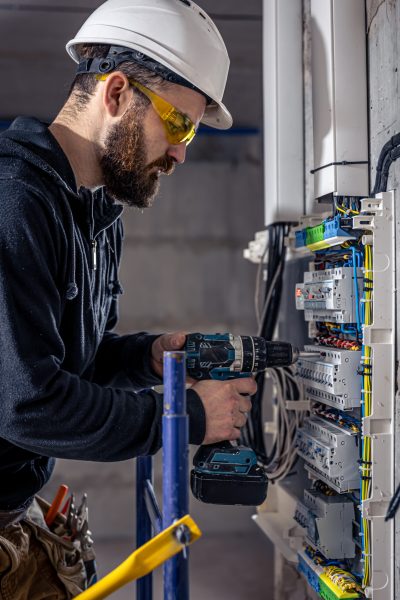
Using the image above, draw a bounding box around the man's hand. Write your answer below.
[191,378,257,444]
[150,332,186,378]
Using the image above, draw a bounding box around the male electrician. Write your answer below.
[0,0,256,597]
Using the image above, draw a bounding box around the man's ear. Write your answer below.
[102,72,132,118]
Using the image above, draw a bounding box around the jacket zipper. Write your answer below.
[91,239,97,271]
[89,189,121,272]
[89,193,97,271]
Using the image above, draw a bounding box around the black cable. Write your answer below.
[372,132,400,194]
[243,222,292,462]
[310,160,368,175]
[378,144,400,193]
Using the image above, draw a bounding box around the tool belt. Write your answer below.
[0,496,87,600]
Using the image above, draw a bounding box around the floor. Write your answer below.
[94,528,274,600]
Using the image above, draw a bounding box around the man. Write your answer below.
[0,0,256,597]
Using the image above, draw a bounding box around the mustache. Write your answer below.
[147,155,176,176]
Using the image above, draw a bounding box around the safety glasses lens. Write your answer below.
[164,116,196,145]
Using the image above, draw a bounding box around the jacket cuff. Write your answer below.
[186,389,206,445]
[124,333,163,388]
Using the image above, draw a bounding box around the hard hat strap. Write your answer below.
[76,45,212,105]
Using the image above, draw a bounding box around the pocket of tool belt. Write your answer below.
[27,497,87,595]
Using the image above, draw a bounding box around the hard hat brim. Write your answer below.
[202,102,233,130]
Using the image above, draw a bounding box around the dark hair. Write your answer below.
[67,44,169,111]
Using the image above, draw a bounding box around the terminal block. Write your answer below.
[294,215,357,251]
[296,345,361,410]
[296,416,359,492]
[297,550,361,599]
[294,489,355,559]
[295,267,362,324]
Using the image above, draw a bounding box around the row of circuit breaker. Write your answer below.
[293,263,364,595]
[295,267,362,324]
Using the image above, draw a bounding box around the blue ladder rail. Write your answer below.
[136,350,189,600]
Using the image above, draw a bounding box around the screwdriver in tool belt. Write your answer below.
[45,484,69,527]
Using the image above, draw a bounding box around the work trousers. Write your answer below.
[0,497,86,600]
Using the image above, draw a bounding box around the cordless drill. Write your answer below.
[185,333,299,506]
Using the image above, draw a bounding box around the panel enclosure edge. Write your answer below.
[352,192,395,600]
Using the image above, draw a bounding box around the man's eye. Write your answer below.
[169,112,186,128]
[166,121,181,134]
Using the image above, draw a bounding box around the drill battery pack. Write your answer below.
[190,443,268,506]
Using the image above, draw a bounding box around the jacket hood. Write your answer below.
[0,116,78,197]
[0,117,123,303]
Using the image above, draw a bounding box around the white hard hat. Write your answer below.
[66,0,232,129]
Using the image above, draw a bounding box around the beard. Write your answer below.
[99,104,175,209]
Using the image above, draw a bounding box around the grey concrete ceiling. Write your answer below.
[0,0,262,127]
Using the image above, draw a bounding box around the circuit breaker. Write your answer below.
[295,488,356,558]
[295,267,363,323]
[296,345,362,410]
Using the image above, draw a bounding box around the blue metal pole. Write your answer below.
[163,351,189,600]
[136,455,153,599]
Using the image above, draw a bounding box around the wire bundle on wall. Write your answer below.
[372,132,400,194]
[245,221,307,481]
[263,366,305,481]
[246,222,293,463]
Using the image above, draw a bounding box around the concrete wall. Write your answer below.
[118,148,263,335]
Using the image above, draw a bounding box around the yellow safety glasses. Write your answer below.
[96,75,197,146]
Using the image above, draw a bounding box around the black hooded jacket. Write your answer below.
[0,117,205,509]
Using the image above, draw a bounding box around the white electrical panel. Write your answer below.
[251,1,394,597]
[252,192,395,600]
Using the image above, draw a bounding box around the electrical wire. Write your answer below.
[254,242,269,328]
[244,222,292,461]
[372,132,400,194]
[360,243,373,589]
[263,366,306,481]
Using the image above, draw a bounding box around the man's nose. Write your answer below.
[167,143,186,165]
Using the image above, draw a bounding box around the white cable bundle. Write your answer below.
[264,367,306,482]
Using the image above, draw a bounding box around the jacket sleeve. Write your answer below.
[93,326,205,445]
[92,303,163,390]
[0,183,206,461]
